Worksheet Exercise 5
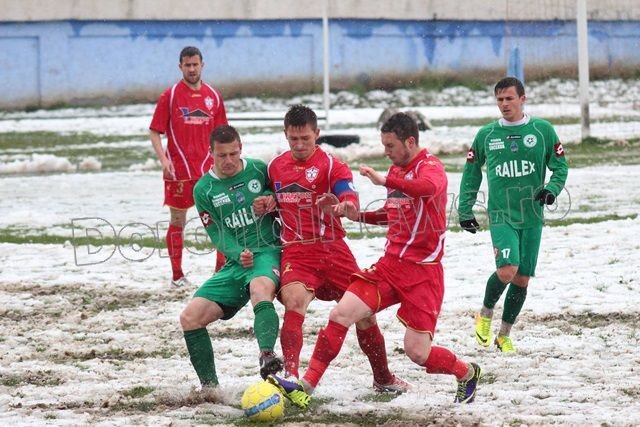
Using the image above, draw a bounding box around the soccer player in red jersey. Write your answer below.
[299,112,482,403]
[149,46,228,287]
[253,105,408,394]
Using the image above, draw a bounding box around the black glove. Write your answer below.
[460,218,480,234]
[535,189,556,206]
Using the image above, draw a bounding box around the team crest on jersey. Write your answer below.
[199,210,214,227]
[405,171,415,180]
[554,142,565,157]
[524,134,537,148]
[248,179,262,193]
[204,96,214,110]
[466,149,475,163]
[305,166,320,183]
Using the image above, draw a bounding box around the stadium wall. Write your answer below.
[0,1,639,109]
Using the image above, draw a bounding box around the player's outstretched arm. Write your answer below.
[359,164,386,186]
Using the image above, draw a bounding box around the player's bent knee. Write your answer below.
[405,345,428,365]
[497,265,518,283]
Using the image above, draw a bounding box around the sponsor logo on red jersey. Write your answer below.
[466,149,475,163]
[554,142,565,157]
[179,107,212,125]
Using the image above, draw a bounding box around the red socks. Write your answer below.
[303,320,348,388]
[167,224,184,280]
[356,324,393,385]
[280,311,305,378]
[423,345,470,380]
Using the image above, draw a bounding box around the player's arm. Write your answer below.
[149,92,175,179]
[542,126,569,197]
[215,92,229,126]
[194,188,245,261]
[458,135,486,222]
[384,163,447,198]
[150,129,175,179]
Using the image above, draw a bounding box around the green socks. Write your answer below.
[184,328,218,386]
[253,301,279,352]
[483,272,508,309]
[502,284,528,325]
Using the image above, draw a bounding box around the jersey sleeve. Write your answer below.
[194,183,245,261]
[543,125,569,196]
[214,93,228,127]
[330,157,359,207]
[458,131,486,221]
[149,89,170,134]
[385,160,447,198]
[359,208,388,225]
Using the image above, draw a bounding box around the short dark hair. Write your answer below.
[284,104,317,129]
[495,77,525,97]
[381,112,419,144]
[180,46,203,63]
[210,125,241,148]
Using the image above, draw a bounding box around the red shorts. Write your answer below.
[349,255,444,336]
[164,179,198,209]
[280,238,359,301]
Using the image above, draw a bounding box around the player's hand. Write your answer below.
[161,158,176,180]
[359,164,386,186]
[316,193,340,215]
[239,249,254,268]
[535,189,556,206]
[460,218,480,234]
[337,201,360,221]
[253,195,277,216]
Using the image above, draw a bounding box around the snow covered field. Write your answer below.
[1,80,640,426]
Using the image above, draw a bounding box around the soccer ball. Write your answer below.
[241,380,285,422]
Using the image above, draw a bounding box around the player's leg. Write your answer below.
[357,313,411,393]
[279,281,315,378]
[476,224,520,346]
[278,245,324,378]
[247,250,282,378]
[182,265,246,386]
[167,206,188,285]
[497,226,542,352]
[302,288,374,392]
[404,328,481,403]
[180,297,224,386]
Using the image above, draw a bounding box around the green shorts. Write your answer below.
[193,249,281,320]
[489,223,542,277]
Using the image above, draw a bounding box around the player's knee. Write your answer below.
[328,304,357,327]
[497,265,518,283]
[179,309,194,331]
[512,275,530,287]
[405,343,428,365]
[280,282,310,312]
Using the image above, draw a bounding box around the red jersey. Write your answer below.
[363,149,448,263]
[150,80,227,181]
[268,147,358,244]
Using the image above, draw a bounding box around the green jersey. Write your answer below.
[458,116,568,229]
[193,158,280,262]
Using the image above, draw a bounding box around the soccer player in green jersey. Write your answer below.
[179,125,283,387]
[458,77,568,353]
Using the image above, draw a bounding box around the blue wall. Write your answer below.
[1,19,639,109]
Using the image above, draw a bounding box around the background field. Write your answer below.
[1,80,639,426]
